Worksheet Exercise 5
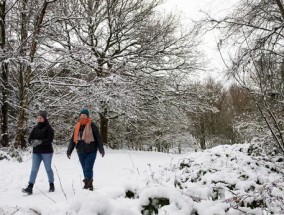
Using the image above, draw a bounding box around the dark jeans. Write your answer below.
[77,151,97,180]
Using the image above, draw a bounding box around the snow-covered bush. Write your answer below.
[0,147,23,162]
[143,143,284,214]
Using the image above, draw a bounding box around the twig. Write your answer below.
[37,187,56,203]
[136,167,140,175]
[29,208,41,215]
[10,207,19,215]
[127,152,140,174]
[54,165,68,201]
[127,152,135,170]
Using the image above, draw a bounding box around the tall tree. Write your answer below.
[52,0,202,145]
[12,0,58,148]
[0,0,9,147]
[202,0,284,152]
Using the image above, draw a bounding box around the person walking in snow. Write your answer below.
[22,110,55,195]
[67,108,105,191]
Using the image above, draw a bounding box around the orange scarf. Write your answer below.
[73,118,94,144]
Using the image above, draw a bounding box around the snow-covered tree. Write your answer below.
[0,0,59,148]
[48,0,203,146]
[201,0,284,153]
[1,0,206,152]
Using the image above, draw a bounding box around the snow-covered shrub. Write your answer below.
[143,143,284,214]
[141,197,170,215]
[0,147,22,162]
[125,190,137,199]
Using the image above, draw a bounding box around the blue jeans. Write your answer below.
[29,153,54,184]
[77,151,97,180]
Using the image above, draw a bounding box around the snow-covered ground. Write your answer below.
[0,143,284,215]
[0,148,182,215]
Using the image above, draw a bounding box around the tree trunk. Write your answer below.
[15,0,52,148]
[281,59,284,93]
[99,107,108,146]
[14,66,28,148]
[15,0,28,148]
[1,63,9,147]
[15,106,27,149]
[199,116,206,150]
[156,141,161,152]
[275,0,284,20]
[0,0,9,147]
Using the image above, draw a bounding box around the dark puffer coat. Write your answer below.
[28,120,54,154]
[67,122,104,155]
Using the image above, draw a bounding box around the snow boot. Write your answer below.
[22,183,33,195]
[49,183,55,192]
[83,179,88,189]
[83,179,93,190]
[88,179,93,191]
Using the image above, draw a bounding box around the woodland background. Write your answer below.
[0,0,284,155]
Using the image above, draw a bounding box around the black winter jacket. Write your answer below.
[28,120,54,154]
[67,122,104,155]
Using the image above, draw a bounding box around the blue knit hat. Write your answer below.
[79,108,90,117]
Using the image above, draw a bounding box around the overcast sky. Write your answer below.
[161,0,239,83]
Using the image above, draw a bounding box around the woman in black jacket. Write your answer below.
[22,110,55,195]
[67,108,105,191]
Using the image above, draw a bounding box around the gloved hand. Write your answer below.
[100,150,105,157]
[30,139,42,147]
[67,153,71,159]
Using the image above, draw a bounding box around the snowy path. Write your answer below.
[1,144,284,214]
[0,148,182,214]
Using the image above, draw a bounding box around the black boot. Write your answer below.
[88,179,93,191]
[83,179,88,189]
[49,183,55,192]
[83,179,93,190]
[22,183,33,195]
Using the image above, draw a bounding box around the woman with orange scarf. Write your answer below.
[67,108,105,190]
